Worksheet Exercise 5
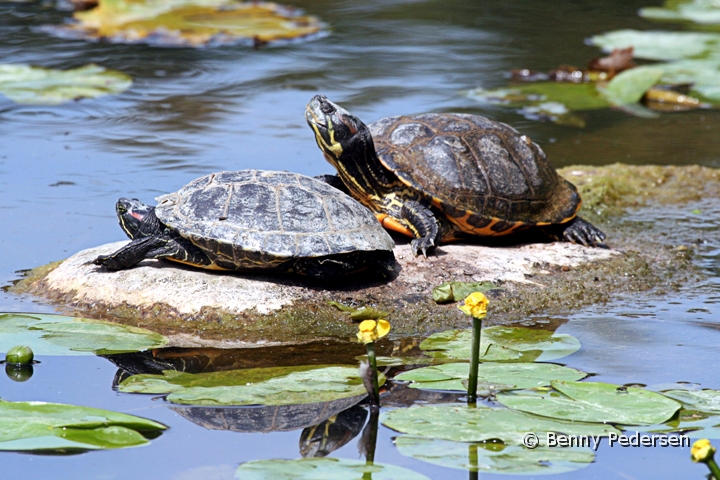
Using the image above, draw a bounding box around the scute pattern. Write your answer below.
[371,113,580,228]
[155,170,394,267]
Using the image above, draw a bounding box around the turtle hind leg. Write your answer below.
[400,201,443,257]
[555,216,607,248]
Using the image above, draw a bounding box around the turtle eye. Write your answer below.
[117,204,127,214]
[320,101,335,114]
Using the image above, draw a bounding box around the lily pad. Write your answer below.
[0,400,166,452]
[590,29,720,61]
[47,0,323,48]
[432,281,499,304]
[394,435,594,475]
[420,326,581,363]
[394,362,587,392]
[598,66,665,105]
[327,301,390,321]
[0,64,131,105]
[381,404,620,445]
[0,313,168,356]
[469,82,610,111]
[640,0,720,25]
[235,457,430,480]
[662,389,720,413]
[637,408,720,439]
[119,365,383,406]
[497,381,682,425]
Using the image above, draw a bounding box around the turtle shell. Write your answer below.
[155,170,394,270]
[369,114,581,235]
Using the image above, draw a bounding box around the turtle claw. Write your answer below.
[411,237,435,258]
[562,216,607,248]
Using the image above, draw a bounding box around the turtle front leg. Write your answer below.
[400,201,443,257]
[94,235,211,270]
[93,236,166,270]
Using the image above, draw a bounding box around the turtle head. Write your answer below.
[116,197,157,240]
[305,95,373,169]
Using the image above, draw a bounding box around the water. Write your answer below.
[0,0,719,478]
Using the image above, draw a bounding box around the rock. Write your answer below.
[19,239,617,347]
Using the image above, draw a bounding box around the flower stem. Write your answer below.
[366,342,380,405]
[467,316,482,405]
[706,457,720,479]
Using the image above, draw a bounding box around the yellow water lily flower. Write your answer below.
[691,439,715,463]
[357,319,391,344]
[458,292,489,318]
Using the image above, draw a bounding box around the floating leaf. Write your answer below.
[590,29,720,61]
[640,0,720,25]
[0,64,131,105]
[236,457,430,480]
[44,0,323,48]
[395,436,594,475]
[0,313,168,356]
[119,365,383,406]
[381,404,620,445]
[497,381,682,425]
[637,409,720,439]
[432,281,499,304]
[420,326,581,363]
[598,66,665,105]
[327,301,390,321]
[469,82,610,111]
[394,362,587,392]
[0,400,166,452]
[662,389,720,414]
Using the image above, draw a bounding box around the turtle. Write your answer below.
[305,95,606,256]
[92,170,396,279]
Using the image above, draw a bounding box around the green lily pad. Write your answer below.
[0,313,168,356]
[420,326,581,363]
[497,381,682,425]
[432,281,499,304]
[235,457,430,480]
[640,0,720,25]
[327,301,390,321]
[47,0,323,48]
[636,408,720,439]
[590,29,720,61]
[394,436,594,475]
[0,400,166,452]
[381,404,620,445]
[119,365,383,406]
[0,64,131,105]
[394,362,587,392]
[598,66,665,105]
[662,389,720,413]
[469,82,610,111]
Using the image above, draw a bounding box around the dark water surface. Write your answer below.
[1,0,719,478]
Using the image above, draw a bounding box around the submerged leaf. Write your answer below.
[0,64,131,105]
[394,362,587,392]
[46,0,323,48]
[0,313,168,355]
[637,408,720,439]
[420,326,581,363]
[119,364,383,406]
[236,457,430,480]
[469,82,610,111]
[382,404,620,445]
[662,389,720,413]
[395,436,594,475]
[497,381,682,425]
[0,400,166,452]
[328,301,390,321]
[432,281,498,304]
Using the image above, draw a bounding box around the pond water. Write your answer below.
[1,0,719,478]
